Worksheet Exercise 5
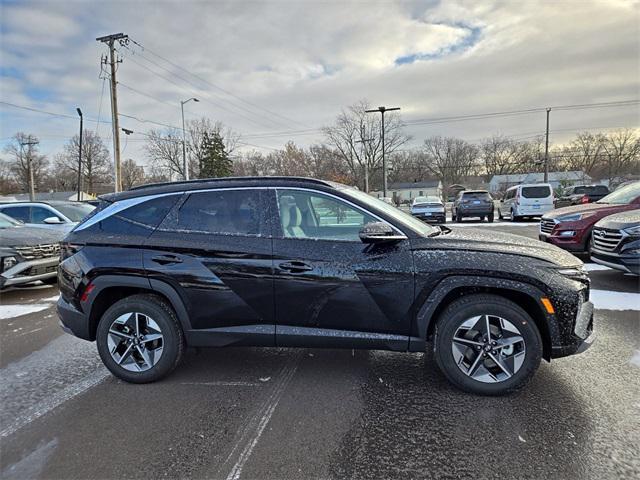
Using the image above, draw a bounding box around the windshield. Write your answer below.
[0,212,20,228]
[336,186,438,236]
[53,203,96,222]
[597,182,640,205]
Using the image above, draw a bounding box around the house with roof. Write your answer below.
[488,171,592,193]
[372,180,443,203]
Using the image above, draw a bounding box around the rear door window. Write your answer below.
[521,186,551,198]
[0,206,31,223]
[169,189,263,236]
[31,206,62,223]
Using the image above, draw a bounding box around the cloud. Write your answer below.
[0,0,638,164]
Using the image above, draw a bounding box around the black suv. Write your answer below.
[57,177,594,395]
[452,190,495,222]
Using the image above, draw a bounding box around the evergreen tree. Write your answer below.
[198,131,232,178]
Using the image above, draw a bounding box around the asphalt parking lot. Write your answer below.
[1,220,639,479]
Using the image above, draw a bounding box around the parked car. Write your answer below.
[0,213,63,289]
[590,210,640,275]
[498,183,554,221]
[0,201,95,233]
[410,196,446,223]
[58,177,594,396]
[539,181,640,253]
[555,185,610,209]
[452,190,494,222]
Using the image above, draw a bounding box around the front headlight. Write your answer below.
[623,225,640,236]
[1,256,18,272]
[556,212,594,222]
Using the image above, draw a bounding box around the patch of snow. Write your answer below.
[42,295,60,303]
[0,304,50,320]
[630,350,640,368]
[583,263,611,272]
[259,377,271,382]
[590,290,640,311]
[518,435,526,443]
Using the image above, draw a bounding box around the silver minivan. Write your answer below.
[498,183,554,221]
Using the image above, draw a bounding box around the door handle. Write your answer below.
[278,261,313,272]
[151,254,183,265]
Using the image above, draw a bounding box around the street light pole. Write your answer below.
[19,136,39,201]
[180,97,199,181]
[76,108,83,201]
[365,106,400,198]
[544,107,551,183]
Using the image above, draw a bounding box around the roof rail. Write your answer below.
[129,176,331,191]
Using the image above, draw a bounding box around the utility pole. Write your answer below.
[19,136,38,201]
[180,97,199,181]
[97,33,128,192]
[365,106,400,197]
[355,125,375,193]
[544,107,551,183]
[76,108,83,201]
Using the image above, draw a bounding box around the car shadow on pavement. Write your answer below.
[329,349,592,480]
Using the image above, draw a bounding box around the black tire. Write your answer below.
[498,208,503,220]
[433,294,542,396]
[510,209,519,222]
[455,211,463,223]
[488,211,494,223]
[96,294,184,383]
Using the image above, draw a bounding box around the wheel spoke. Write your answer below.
[141,333,163,343]
[135,313,141,337]
[495,335,523,349]
[109,329,133,340]
[117,344,134,365]
[136,345,153,368]
[488,352,512,378]
[467,352,485,377]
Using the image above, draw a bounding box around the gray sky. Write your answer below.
[1,0,639,165]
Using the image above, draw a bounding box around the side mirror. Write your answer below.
[359,222,407,244]
[43,216,63,224]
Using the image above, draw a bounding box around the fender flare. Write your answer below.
[411,275,555,351]
[87,275,192,335]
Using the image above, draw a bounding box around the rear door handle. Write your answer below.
[151,254,183,265]
[279,261,313,273]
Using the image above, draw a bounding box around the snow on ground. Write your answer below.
[449,222,538,228]
[0,304,50,320]
[590,290,640,311]
[584,263,612,272]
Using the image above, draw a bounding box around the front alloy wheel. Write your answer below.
[451,314,526,383]
[434,294,542,395]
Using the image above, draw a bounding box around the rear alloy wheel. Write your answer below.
[97,294,184,383]
[434,294,542,395]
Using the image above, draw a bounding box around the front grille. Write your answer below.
[13,243,60,260]
[540,218,556,234]
[592,228,623,252]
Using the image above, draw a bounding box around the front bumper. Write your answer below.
[539,231,589,253]
[590,249,640,275]
[551,299,595,358]
[0,256,58,288]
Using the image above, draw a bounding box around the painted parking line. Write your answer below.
[0,304,51,320]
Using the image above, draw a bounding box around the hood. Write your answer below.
[594,209,640,230]
[0,225,65,248]
[414,227,581,267]
[543,202,624,219]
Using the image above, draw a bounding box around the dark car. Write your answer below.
[452,190,494,222]
[0,213,62,289]
[555,185,610,209]
[540,181,640,253]
[590,211,640,275]
[57,177,594,396]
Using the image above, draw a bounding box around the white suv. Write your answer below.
[0,201,95,233]
[498,184,554,221]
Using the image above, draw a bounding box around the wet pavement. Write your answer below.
[0,220,638,479]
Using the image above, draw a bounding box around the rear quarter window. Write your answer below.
[522,186,552,198]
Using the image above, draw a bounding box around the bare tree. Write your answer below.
[602,129,640,184]
[145,129,184,180]
[323,100,410,192]
[121,158,146,190]
[557,132,607,178]
[480,135,526,177]
[422,136,479,190]
[3,133,49,192]
[56,130,112,194]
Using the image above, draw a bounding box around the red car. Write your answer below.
[539,181,640,253]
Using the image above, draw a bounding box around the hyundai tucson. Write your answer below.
[57,177,594,395]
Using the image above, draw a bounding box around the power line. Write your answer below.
[128,37,306,129]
